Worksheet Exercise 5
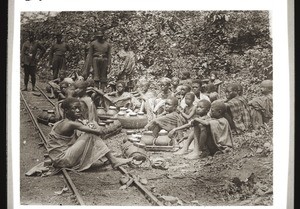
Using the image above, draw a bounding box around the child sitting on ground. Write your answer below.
[248,80,273,129]
[178,92,197,121]
[144,96,186,141]
[169,99,211,157]
[26,97,132,176]
[189,100,233,159]
[224,83,251,134]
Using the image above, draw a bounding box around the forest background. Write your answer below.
[21,11,272,98]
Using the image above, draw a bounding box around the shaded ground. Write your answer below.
[20,80,273,206]
[20,102,76,205]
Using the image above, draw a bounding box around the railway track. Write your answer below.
[20,83,164,206]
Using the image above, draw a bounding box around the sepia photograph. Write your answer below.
[19,10,274,206]
[7,0,292,208]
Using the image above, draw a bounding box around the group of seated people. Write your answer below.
[31,69,272,175]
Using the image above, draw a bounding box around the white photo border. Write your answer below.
[8,0,291,208]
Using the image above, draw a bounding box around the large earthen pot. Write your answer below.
[118,107,127,115]
[97,107,106,115]
[97,107,112,120]
[154,130,172,146]
[140,131,154,145]
[107,106,118,116]
[117,112,148,129]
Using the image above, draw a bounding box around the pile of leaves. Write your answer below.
[21,11,272,85]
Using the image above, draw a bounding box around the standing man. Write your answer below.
[86,31,111,90]
[49,33,71,79]
[117,41,136,91]
[21,32,46,91]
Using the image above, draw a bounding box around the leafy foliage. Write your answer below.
[21,11,272,86]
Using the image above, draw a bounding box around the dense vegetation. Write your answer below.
[21,11,272,94]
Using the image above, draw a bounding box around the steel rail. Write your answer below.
[35,85,163,206]
[20,91,85,205]
[118,166,164,206]
[36,85,56,106]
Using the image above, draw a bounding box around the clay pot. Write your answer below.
[47,110,56,123]
[119,107,127,115]
[37,109,50,125]
[118,112,126,117]
[126,130,136,136]
[137,112,145,116]
[117,112,148,129]
[141,131,154,145]
[122,141,147,162]
[154,130,172,146]
[96,107,108,120]
[98,122,106,127]
[41,109,48,120]
[97,107,106,115]
[128,137,140,143]
[126,109,133,113]
[107,106,118,116]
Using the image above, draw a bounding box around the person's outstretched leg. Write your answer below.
[105,152,132,169]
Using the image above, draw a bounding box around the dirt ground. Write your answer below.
[20,82,273,206]
[20,105,273,206]
[20,102,76,205]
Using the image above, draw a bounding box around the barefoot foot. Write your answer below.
[184,152,200,160]
[112,157,133,169]
[174,148,189,155]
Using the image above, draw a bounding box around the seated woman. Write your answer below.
[104,80,141,110]
[26,98,132,176]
